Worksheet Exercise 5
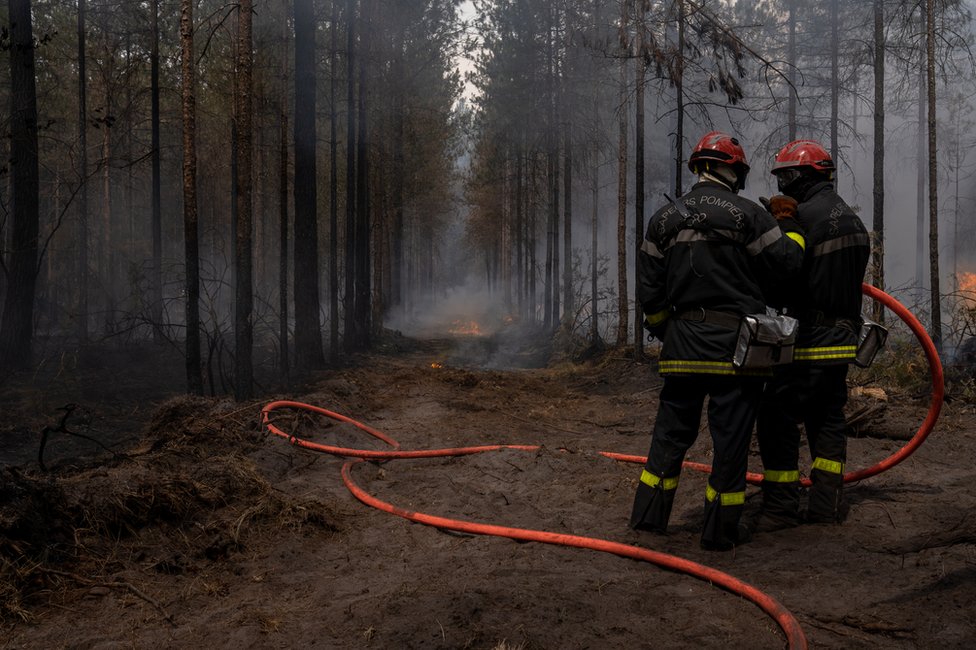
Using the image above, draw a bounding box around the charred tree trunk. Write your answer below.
[830,0,839,167]
[391,18,405,313]
[516,151,524,319]
[616,16,628,347]
[344,0,357,352]
[77,0,89,345]
[353,0,371,349]
[181,0,203,395]
[329,2,339,364]
[234,0,254,401]
[788,1,796,140]
[634,56,645,361]
[278,0,290,379]
[871,0,885,324]
[916,10,925,296]
[293,0,324,368]
[674,0,685,197]
[151,0,163,344]
[590,0,599,343]
[926,0,941,352]
[0,0,40,369]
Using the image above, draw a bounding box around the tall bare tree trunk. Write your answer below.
[634,56,645,361]
[590,0,600,343]
[615,12,628,347]
[234,0,254,401]
[181,0,203,395]
[926,0,941,351]
[674,0,685,197]
[151,0,163,343]
[293,0,324,367]
[871,0,885,323]
[278,0,290,379]
[788,0,796,140]
[77,0,89,344]
[0,0,40,369]
[101,28,114,332]
[353,0,371,349]
[329,2,339,364]
[830,0,839,167]
[344,0,357,352]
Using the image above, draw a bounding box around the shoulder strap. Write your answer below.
[664,194,692,220]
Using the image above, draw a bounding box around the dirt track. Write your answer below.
[0,332,973,649]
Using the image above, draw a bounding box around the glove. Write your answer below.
[769,195,798,220]
[759,196,772,211]
[644,317,669,343]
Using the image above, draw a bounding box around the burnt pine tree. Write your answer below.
[871,0,885,323]
[344,0,357,352]
[293,0,325,369]
[279,0,290,378]
[330,1,340,364]
[0,0,41,370]
[235,0,254,401]
[151,0,163,344]
[181,0,204,395]
[77,0,90,345]
[353,0,371,349]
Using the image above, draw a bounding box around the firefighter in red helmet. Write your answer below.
[629,132,806,551]
[747,139,871,534]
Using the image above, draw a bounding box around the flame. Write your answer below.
[431,363,442,368]
[961,271,976,295]
[449,320,482,336]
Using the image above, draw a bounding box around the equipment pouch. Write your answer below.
[854,317,888,368]
[732,314,799,370]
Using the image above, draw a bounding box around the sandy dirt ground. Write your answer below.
[0,329,973,650]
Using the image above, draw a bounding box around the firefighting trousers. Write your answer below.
[629,374,764,546]
[756,364,850,520]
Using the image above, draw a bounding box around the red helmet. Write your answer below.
[687,132,750,174]
[771,140,835,174]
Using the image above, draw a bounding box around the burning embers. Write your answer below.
[449,320,482,336]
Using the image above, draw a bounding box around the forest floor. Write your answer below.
[0,323,973,650]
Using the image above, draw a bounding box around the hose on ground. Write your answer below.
[263,402,808,649]
[262,284,942,650]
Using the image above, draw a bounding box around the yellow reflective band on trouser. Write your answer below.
[659,359,771,378]
[763,469,800,483]
[645,307,671,327]
[640,470,679,491]
[793,345,857,362]
[706,483,745,506]
[786,231,806,251]
[812,457,845,475]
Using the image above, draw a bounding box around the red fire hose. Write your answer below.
[262,284,942,650]
[263,402,808,649]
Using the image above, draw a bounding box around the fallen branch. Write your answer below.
[877,512,976,554]
[499,410,587,436]
[38,404,121,471]
[35,566,174,625]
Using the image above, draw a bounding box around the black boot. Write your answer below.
[745,479,799,534]
[629,477,676,534]
[700,490,751,551]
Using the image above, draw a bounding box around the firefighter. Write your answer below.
[629,132,806,551]
[748,139,870,533]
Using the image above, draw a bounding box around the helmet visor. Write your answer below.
[776,168,802,193]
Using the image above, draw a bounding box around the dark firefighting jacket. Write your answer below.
[637,181,806,376]
[778,181,870,364]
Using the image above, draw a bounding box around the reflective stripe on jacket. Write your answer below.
[782,182,870,366]
[637,181,805,376]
